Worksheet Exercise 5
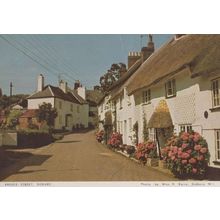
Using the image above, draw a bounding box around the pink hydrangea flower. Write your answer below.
[182,143,188,149]
[186,149,192,154]
[189,158,197,164]
[192,168,197,174]
[197,155,204,161]
[200,148,207,154]
[194,145,202,151]
[181,160,188,164]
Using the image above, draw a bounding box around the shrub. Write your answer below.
[125,145,136,156]
[108,132,122,149]
[96,130,105,142]
[161,131,210,179]
[135,140,157,162]
[17,129,53,147]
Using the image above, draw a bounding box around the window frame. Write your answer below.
[128,118,132,132]
[179,124,192,133]
[142,89,151,104]
[212,78,220,108]
[215,130,220,161]
[165,79,176,98]
[119,95,123,109]
[59,100,62,109]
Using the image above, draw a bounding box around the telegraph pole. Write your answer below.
[10,82,13,97]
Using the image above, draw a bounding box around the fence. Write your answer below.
[0,130,17,147]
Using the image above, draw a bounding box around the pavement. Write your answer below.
[0,130,177,181]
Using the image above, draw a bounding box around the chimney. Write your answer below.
[128,51,141,69]
[141,34,154,63]
[74,80,81,90]
[59,80,67,93]
[77,86,86,100]
[37,74,44,92]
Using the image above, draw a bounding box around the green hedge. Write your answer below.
[17,130,53,147]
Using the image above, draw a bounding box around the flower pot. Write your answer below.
[147,158,159,167]
[159,160,167,169]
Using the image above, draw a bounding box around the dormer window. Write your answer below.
[165,79,176,98]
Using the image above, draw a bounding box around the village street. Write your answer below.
[0,130,176,181]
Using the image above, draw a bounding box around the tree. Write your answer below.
[36,103,57,130]
[99,63,127,92]
[0,88,2,97]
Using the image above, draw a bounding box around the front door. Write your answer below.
[156,127,173,158]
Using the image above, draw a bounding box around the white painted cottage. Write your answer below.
[98,34,220,169]
[126,34,220,168]
[27,74,89,130]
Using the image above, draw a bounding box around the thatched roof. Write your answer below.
[147,100,173,128]
[110,59,142,100]
[127,35,220,94]
[86,90,104,106]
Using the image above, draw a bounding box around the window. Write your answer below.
[212,79,220,107]
[127,95,131,105]
[165,79,176,97]
[70,104,73,112]
[149,128,155,141]
[215,130,220,161]
[119,96,123,109]
[59,101,62,109]
[143,89,151,104]
[59,115,62,124]
[117,121,120,132]
[128,118,132,132]
[120,121,123,133]
[179,124,192,133]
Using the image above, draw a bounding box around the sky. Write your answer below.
[0,34,172,95]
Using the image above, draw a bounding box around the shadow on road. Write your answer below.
[56,140,81,144]
[0,147,51,181]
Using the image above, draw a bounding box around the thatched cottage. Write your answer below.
[98,34,220,168]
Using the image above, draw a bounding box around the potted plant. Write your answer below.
[135,140,158,166]
[108,132,123,150]
[125,145,136,156]
[96,130,105,143]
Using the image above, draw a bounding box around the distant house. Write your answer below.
[73,80,103,128]
[18,109,42,129]
[27,74,89,130]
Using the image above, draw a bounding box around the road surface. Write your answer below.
[0,130,176,181]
